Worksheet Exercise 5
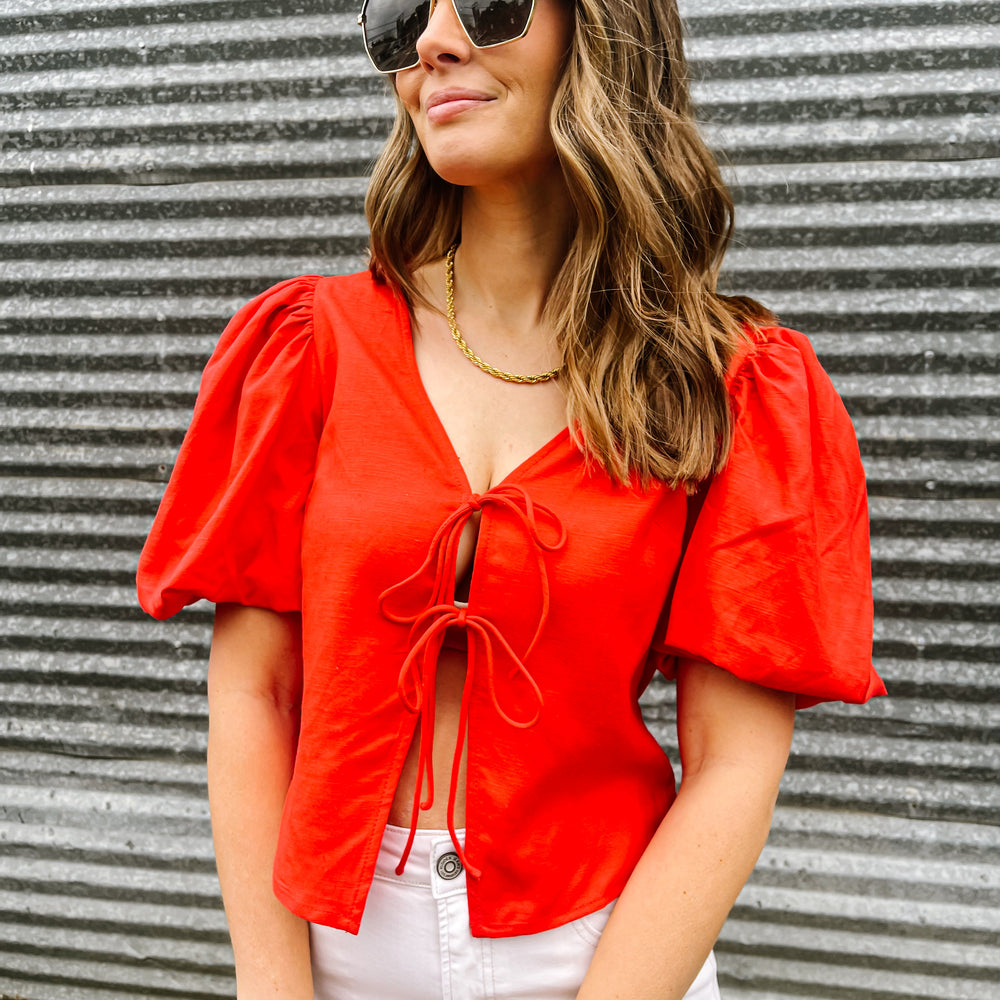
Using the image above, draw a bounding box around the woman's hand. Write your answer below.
[208,603,314,1000]
[575,658,795,1000]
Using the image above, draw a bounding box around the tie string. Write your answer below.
[376,485,565,878]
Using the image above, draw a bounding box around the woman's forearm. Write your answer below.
[209,689,313,999]
[576,660,794,1000]
[207,605,313,1000]
[575,762,780,1000]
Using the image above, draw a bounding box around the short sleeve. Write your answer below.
[137,276,325,620]
[657,326,887,708]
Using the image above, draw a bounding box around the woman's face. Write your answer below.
[394,0,574,189]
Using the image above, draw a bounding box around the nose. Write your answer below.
[414,0,473,70]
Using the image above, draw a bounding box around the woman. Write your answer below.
[138,0,886,997]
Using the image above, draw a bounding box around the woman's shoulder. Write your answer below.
[216,269,405,382]
[718,320,861,473]
[240,268,401,325]
[726,322,821,384]
[310,268,411,345]
[313,267,404,310]
[200,275,323,393]
[724,322,846,418]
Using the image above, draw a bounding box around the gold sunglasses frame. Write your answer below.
[357,0,538,74]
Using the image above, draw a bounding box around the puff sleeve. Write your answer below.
[137,277,325,620]
[658,326,887,708]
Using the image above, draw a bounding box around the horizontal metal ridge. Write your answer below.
[0,740,207,781]
[812,331,1000,355]
[0,922,232,980]
[0,0,352,28]
[688,23,1000,59]
[2,73,384,121]
[755,286,1000,316]
[2,52,381,101]
[753,845,1000,898]
[832,371,999,397]
[701,114,998,162]
[768,805,1000,845]
[733,869,1000,933]
[718,928,998,985]
[1,11,359,58]
[0,886,224,938]
[0,474,167,499]
[679,0,994,17]
[0,214,369,242]
[3,92,392,133]
[716,952,993,998]
[0,949,234,1000]
[0,652,208,693]
[0,611,210,642]
[692,49,1000,86]
[855,417,1000,439]
[876,578,1000,606]
[1,718,208,762]
[0,261,368,285]
[0,137,386,187]
[738,197,1000,228]
[2,678,206,715]
[729,156,1000,187]
[0,173,368,208]
[2,513,159,538]
[6,52,997,112]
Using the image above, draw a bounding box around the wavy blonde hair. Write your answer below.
[365,0,772,488]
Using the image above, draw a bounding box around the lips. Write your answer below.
[426,88,494,110]
[425,89,495,123]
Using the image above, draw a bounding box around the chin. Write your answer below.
[428,163,497,187]
[422,146,509,188]
[422,145,557,191]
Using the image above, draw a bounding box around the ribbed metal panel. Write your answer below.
[1,0,997,997]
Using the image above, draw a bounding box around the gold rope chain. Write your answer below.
[444,243,562,384]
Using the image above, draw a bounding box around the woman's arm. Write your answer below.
[575,659,795,1000]
[207,603,314,1000]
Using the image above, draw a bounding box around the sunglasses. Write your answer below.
[358,0,537,74]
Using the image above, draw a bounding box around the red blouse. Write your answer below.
[137,272,886,937]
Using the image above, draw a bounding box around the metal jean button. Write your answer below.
[436,851,463,880]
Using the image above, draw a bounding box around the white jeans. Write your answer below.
[309,823,721,1000]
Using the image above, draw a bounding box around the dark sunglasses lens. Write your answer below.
[363,0,430,72]
[453,0,533,46]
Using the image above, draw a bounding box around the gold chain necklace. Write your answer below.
[445,242,561,384]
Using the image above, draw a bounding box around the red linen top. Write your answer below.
[136,271,886,937]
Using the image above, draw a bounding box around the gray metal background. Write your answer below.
[1,0,997,997]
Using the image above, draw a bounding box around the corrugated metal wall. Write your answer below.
[1,0,997,997]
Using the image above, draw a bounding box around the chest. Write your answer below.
[409,306,569,495]
[408,305,569,596]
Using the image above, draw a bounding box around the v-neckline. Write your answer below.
[396,291,572,496]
